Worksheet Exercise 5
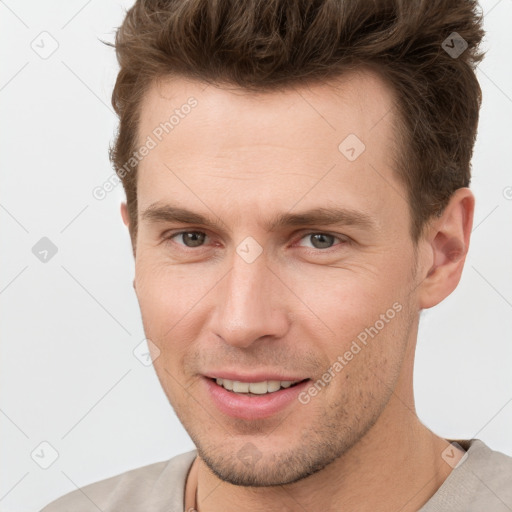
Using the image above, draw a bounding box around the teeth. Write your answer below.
[214,378,301,394]
[267,380,281,392]
[232,381,249,393]
[249,381,267,394]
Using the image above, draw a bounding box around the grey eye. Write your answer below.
[178,231,206,247]
[306,233,336,249]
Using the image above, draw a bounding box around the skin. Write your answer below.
[121,69,474,512]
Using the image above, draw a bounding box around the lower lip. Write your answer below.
[203,377,310,420]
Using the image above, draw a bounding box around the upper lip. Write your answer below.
[204,371,309,382]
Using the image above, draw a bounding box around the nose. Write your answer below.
[210,249,289,348]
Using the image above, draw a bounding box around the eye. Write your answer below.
[163,230,348,252]
[296,232,346,250]
[167,230,208,248]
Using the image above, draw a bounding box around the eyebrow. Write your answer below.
[140,203,376,232]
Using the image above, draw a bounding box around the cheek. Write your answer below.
[287,262,413,386]
[133,255,223,386]
[315,302,412,418]
[287,264,405,334]
[134,254,211,333]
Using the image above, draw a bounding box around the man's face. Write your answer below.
[132,71,422,486]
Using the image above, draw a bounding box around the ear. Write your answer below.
[417,188,475,309]
[120,202,137,269]
[120,202,130,227]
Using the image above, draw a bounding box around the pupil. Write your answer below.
[184,232,205,247]
[311,233,333,249]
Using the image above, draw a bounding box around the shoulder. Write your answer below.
[464,439,512,496]
[39,449,197,512]
[421,438,512,512]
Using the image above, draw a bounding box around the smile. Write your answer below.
[212,377,305,395]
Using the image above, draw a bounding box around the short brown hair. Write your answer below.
[109,0,485,245]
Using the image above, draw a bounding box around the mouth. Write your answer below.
[209,377,308,396]
[203,376,312,420]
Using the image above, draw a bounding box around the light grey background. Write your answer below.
[1,1,511,511]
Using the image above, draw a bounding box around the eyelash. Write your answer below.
[162,230,349,253]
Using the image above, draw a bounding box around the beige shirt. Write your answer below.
[40,439,512,511]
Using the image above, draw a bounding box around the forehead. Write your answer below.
[135,70,406,232]
[138,69,397,151]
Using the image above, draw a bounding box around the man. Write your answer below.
[41,0,512,511]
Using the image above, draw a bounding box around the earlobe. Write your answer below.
[418,188,475,309]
